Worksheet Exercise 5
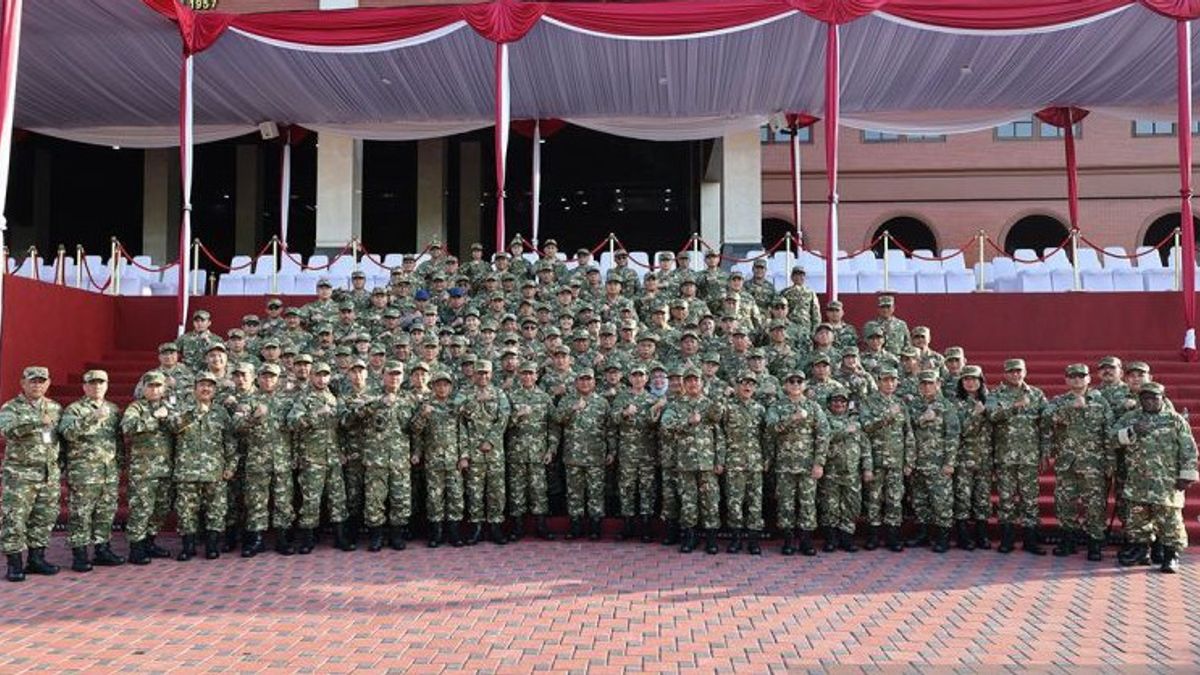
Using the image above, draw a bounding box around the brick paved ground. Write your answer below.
[0,534,1197,671]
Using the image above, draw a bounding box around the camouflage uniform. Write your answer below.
[859,390,913,529]
[820,408,871,536]
[954,397,994,523]
[338,386,375,528]
[506,383,555,518]
[766,395,830,531]
[661,393,725,531]
[862,315,910,356]
[609,388,660,519]
[459,384,512,524]
[722,394,767,531]
[780,283,821,338]
[358,388,420,530]
[59,397,123,548]
[1045,387,1114,543]
[907,389,959,531]
[171,402,237,535]
[232,390,295,533]
[987,380,1047,528]
[0,393,62,555]
[411,395,465,523]
[288,387,349,529]
[553,388,611,520]
[120,396,175,545]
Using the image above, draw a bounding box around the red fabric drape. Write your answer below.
[823,24,840,301]
[789,0,888,24]
[1035,107,1089,232]
[545,0,793,34]
[512,118,566,138]
[1175,20,1197,360]
[1141,0,1200,20]
[786,113,820,245]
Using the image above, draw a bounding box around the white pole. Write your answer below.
[977,230,986,292]
[882,231,890,291]
[1175,227,1183,292]
[0,0,23,341]
[270,236,279,294]
[178,53,195,334]
[532,120,542,249]
[74,245,82,289]
[280,133,292,245]
[1071,228,1081,291]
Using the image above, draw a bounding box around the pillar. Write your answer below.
[319,0,358,8]
[720,129,762,251]
[700,182,722,248]
[235,143,259,255]
[416,138,446,250]
[315,132,362,253]
[457,140,482,258]
[141,149,172,261]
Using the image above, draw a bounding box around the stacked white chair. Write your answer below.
[1102,247,1132,270]
[1016,267,1052,292]
[242,275,271,295]
[1049,268,1075,292]
[916,267,947,293]
[1080,269,1115,291]
[857,268,883,293]
[217,275,245,295]
[228,255,254,276]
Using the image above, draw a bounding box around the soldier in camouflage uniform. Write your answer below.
[1,367,63,582]
[780,267,821,339]
[287,362,354,553]
[822,301,858,351]
[505,362,557,540]
[819,385,872,552]
[337,361,375,546]
[1096,355,1133,540]
[170,372,238,561]
[987,358,1048,555]
[120,371,176,565]
[411,369,465,547]
[609,365,663,542]
[176,309,219,371]
[951,365,993,550]
[359,361,420,551]
[661,368,725,554]
[722,372,767,554]
[906,371,959,553]
[59,370,124,572]
[459,360,512,545]
[861,295,910,356]
[859,327,899,380]
[859,368,913,551]
[1045,364,1115,561]
[554,369,612,540]
[1113,382,1198,573]
[766,371,830,556]
[231,363,295,556]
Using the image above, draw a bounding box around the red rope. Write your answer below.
[280,241,354,271]
[1078,229,1177,259]
[80,255,111,292]
[808,231,887,260]
[610,237,657,270]
[886,235,976,262]
[985,231,1073,264]
[116,243,179,273]
[197,239,273,272]
[695,235,791,263]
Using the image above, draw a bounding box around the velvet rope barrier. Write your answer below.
[196,240,273,272]
[1078,230,1177,257]
[809,230,886,260]
[984,231,1074,263]
[280,241,355,271]
[80,256,111,293]
[886,235,978,261]
[695,235,792,263]
[116,243,181,273]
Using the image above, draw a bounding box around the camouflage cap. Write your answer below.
[810,354,831,366]
[192,309,211,320]
[729,270,745,280]
[459,353,478,365]
[371,286,388,296]
[1139,381,1165,396]
[519,362,540,374]
[865,326,884,338]
[815,323,834,333]
[384,360,405,374]
[841,346,860,357]
[784,371,807,382]
[826,383,850,401]
[242,314,260,324]
[283,307,302,317]
[349,359,368,370]
[702,353,721,365]
[599,323,617,336]
[142,370,167,385]
[1098,356,1122,369]
[195,371,219,384]
[752,259,767,268]
[411,361,430,373]
[266,298,284,308]
[1003,358,1026,371]
[791,266,806,276]
[681,330,700,341]
[918,370,939,383]
[748,347,766,359]
[682,366,703,379]
[637,334,659,344]
[730,324,749,336]
[944,346,965,360]
[370,344,387,356]
[551,344,570,355]
[572,329,591,341]
[628,365,648,376]
[959,365,983,379]
[232,362,256,375]
[737,371,758,383]
[771,297,789,307]
[768,319,788,331]
[316,278,333,288]
[383,308,401,319]
[878,368,899,379]
[475,360,493,372]
[657,251,675,261]
[877,295,895,307]
[293,353,314,365]
[912,326,930,338]
[206,341,228,354]
[899,347,920,359]
[351,270,366,279]
[334,346,353,357]
[1066,363,1089,377]
[430,369,453,384]
[22,366,49,381]
[228,328,246,339]
[825,300,843,311]
[1126,361,1150,373]
[576,368,596,380]
[258,363,283,377]
[312,362,333,375]
[280,345,298,357]
[158,342,179,354]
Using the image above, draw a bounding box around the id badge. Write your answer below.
[41,428,53,444]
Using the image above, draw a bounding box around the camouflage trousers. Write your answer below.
[67,480,118,548]
[0,474,59,554]
[297,463,349,529]
[864,467,904,527]
[618,454,656,518]
[818,475,861,534]
[910,469,952,529]
[343,459,365,524]
[775,472,817,531]
[954,466,993,522]
[1054,469,1108,540]
[466,460,506,524]
[175,480,227,535]
[426,467,464,523]
[1113,448,1131,530]
[244,471,295,532]
[565,465,605,519]
[659,465,680,521]
[677,470,721,529]
[1126,500,1187,549]
[364,464,411,528]
[126,475,172,542]
[996,464,1040,527]
[723,470,764,530]
[224,472,244,533]
[507,462,549,517]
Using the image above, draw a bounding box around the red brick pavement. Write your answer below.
[0,534,1197,671]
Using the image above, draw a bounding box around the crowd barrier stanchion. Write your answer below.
[607,232,615,263]
[74,245,83,289]
[1175,227,1182,292]
[191,239,201,297]
[54,245,65,285]
[1071,228,1081,292]
[270,236,280,294]
[25,246,36,281]
[976,230,986,292]
[1,246,7,276]
[882,231,891,291]
[784,232,793,276]
[109,238,120,295]
[351,237,360,273]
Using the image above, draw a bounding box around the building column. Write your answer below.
[31,146,50,254]
[700,182,722,248]
[457,140,482,258]
[720,129,763,256]
[416,138,446,250]
[315,132,363,253]
[235,144,260,255]
[319,0,358,8]
[141,149,173,262]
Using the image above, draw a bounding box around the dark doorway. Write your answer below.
[762,217,795,250]
[1143,213,1200,266]
[872,216,936,258]
[1004,214,1070,259]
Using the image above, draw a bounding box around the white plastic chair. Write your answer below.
[916,270,947,293]
[382,253,405,268]
[1111,268,1143,291]
[118,276,144,296]
[1080,269,1114,292]
[1049,269,1075,292]
[857,270,883,294]
[1102,247,1132,270]
[273,274,297,295]
[908,250,939,272]
[940,249,967,271]
[307,254,330,271]
[886,269,917,293]
[836,272,860,294]
[1017,269,1052,292]
[1134,246,1163,268]
[945,269,974,293]
[291,274,319,295]
[1012,249,1040,265]
[1143,267,1174,291]
[228,256,254,276]
[328,257,356,276]
[217,275,245,295]
[1075,248,1101,271]
[253,255,276,276]
[1042,249,1071,270]
[242,275,271,295]
[883,250,909,273]
[806,274,827,294]
[279,253,303,275]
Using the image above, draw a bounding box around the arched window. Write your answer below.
[1004,215,1070,258]
[871,216,936,258]
[762,218,796,249]
[1143,213,1200,266]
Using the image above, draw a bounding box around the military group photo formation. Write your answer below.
[2,239,1196,583]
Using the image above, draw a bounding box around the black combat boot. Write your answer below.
[1023,527,1046,556]
[797,530,817,556]
[1086,538,1103,562]
[5,553,24,582]
[466,522,483,546]
[588,518,603,541]
[885,526,904,552]
[1160,547,1180,574]
[72,546,93,571]
[367,527,384,552]
[296,529,315,555]
[679,528,696,553]
[747,531,763,555]
[508,518,525,543]
[956,521,975,551]
[146,537,172,558]
[661,521,680,546]
[93,543,125,566]
[334,522,357,551]
[205,531,221,559]
[1151,541,1165,565]
[974,521,991,550]
[128,539,151,565]
[906,524,929,548]
[1119,543,1150,566]
[727,529,743,554]
[997,524,1015,554]
[25,548,58,575]
[1053,529,1077,557]
[840,529,859,553]
[565,518,583,541]
[177,536,196,561]
[863,526,879,551]
[222,529,238,553]
[704,529,719,555]
[390,527,407,551]
[241,531,264,558]
[427,522,442,548]
[536,516,555,540]
[275,529,296,556]
[639,515,654,543]
[449,522,465,547]
[490,523,508,545]
[821,527,837,553]
[930,526,949,554]
[781,531,796,556]
[618,517,636,541]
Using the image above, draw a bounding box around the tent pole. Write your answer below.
[823,23,841,303]
[1176,20,1196,359]
[0,0,24,348]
